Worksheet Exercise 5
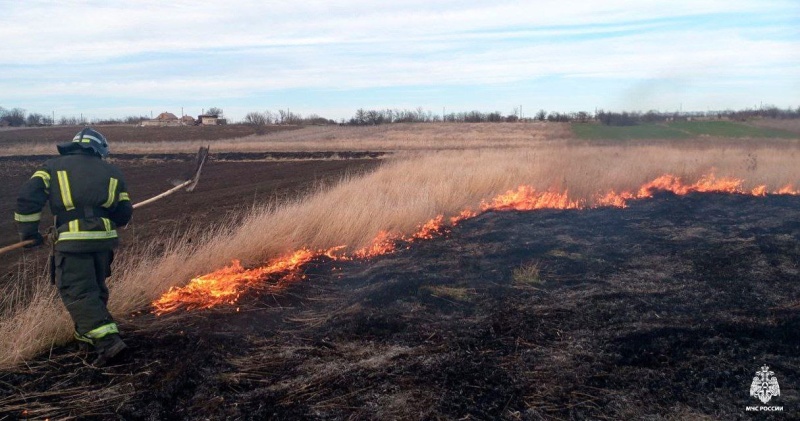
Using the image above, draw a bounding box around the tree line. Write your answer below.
[243,109,335,126]
[4,104,799,128]
[342,106,800,126]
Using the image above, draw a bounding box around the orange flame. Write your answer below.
[481,186,583,211]
[353,230,398,259]
[152,173,799,315]
[777,184,798,195]
[152,249,317,314]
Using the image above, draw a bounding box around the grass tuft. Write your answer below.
[421,286,474,302]
[512,262,542,285]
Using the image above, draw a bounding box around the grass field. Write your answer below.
[2,124,799,368]
[0,123,573,156]
[572,120,799,140]
[1,123,799,418]
[669,120,798,138]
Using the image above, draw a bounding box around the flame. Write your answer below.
[353,230,398,259]
[481,186,582,211]
[152,173,799,315]
[152,249,317,314]
[777,184,798,195]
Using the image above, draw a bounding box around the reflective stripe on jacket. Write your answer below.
[15,150,133,252]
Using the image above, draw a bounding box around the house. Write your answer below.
[141,112,181,127]
[181,115,197,125]
[198,114,218,126]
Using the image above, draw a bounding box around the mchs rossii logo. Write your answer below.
[746,365,782,412]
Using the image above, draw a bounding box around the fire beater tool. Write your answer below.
[0,146,210,256]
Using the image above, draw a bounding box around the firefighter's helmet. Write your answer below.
[57,128,110,158]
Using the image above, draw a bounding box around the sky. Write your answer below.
[1,0,798,122]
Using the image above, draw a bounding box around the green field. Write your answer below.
[572,120,798,140]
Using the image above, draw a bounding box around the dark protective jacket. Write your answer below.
[15,150,133,252]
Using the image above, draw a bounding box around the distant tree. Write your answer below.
[487,111,503,122]
[26,113,45,126]
[366,110,383,125]
[244,111,268,126]
[536,109,547,121]
[575,111,590,123]
[352,109,367,125]
[302,114,334,125]
[124,115,148,124]
[206,107,223,117]
[2,107,26,126]
[284,111,303,125]
[59,116,80,125]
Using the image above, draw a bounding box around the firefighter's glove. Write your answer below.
[22,232,44,248]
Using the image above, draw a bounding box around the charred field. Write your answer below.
[1,191,798,420]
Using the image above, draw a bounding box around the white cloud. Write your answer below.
[1,0,797,118]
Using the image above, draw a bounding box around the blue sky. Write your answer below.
[1,0,798,121]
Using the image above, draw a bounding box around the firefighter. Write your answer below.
[15,128,133,366]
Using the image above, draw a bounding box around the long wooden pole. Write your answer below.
[1,183,192,256]
[132,179,192,210]
[0,240,34,255]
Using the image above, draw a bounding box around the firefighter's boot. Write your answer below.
[92,333,127,367]
[74,331,94,357]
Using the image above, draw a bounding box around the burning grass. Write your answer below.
[2,136,800,368]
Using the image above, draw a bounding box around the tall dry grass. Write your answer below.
[2,123,572,155]
[2,135,799,368]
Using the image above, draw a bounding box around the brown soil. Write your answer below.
[0,154,383,283]
[1,192,797,419]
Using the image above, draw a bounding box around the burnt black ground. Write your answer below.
[1,193,798,420]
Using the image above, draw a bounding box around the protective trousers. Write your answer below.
[55,251,117,341]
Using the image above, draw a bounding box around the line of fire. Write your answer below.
[151,173,798,315]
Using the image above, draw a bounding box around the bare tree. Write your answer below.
[26,113,45,126]
[1,107,26,126]
[206,107,223,117]
[244,111,268,126]
[575,111,590,123]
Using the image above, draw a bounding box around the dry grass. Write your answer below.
[421,286,475,302]
[1,122,573,155]
[747,119,800,135]
[512,262,543,286]
[2,124,800,368]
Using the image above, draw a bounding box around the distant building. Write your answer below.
[141,112,181,127]
[198,114,219,126]
[141,112,200,127]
